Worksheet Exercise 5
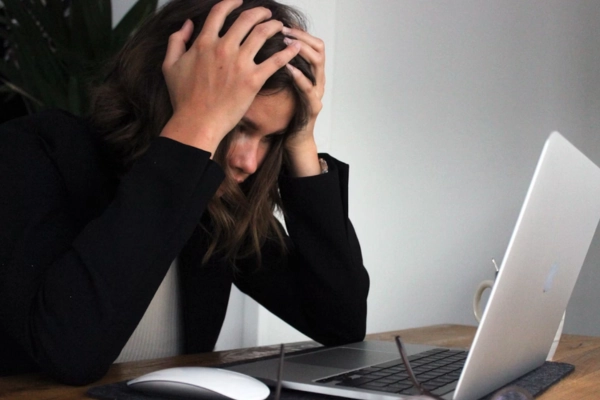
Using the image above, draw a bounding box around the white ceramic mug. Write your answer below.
[472,279,494,322]
[547,311,566,360]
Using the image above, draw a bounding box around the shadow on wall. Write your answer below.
[566,223,600,336]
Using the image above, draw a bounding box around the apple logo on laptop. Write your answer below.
[543,262,560,293]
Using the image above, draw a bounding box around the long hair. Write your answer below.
[90,0,316,266]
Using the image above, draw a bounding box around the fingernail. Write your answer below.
[283,37,293,45]
[286,64,296,73]
[282,26,291,34]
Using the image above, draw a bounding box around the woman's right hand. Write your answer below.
[160,0,301,155]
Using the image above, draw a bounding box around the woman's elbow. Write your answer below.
[316,302,368,346]
[35,346,114,386]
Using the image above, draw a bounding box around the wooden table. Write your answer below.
[1,324,599,399]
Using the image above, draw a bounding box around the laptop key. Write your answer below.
[423,378,452,390]
[437,375,459,384]
[376,377,401,384]
[418,373,441,381]
[386,382,413,391]
[431,380,458,396]
[399,387,424,396]
[336,377,375,387]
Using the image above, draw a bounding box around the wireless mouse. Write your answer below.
[127,366,271,400]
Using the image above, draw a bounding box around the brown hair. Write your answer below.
[90,0,315,266]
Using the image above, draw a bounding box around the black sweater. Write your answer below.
[0,110,369,385]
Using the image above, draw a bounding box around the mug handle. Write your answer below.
[473,280,494,322]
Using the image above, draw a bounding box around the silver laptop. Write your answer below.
[229,132,600,400]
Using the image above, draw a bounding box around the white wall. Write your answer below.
[114,0,600,346]
[255,0,600,342]
[329,0,600,336]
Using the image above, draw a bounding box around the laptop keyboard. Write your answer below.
[316,348,468,396]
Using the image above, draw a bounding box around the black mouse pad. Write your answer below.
[88,357,574,400]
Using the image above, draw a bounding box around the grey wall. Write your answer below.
[114,0,600,344]
[329,0,600,336]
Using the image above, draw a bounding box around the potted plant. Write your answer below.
[0,0,158,120]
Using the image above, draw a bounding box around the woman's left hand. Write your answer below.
[283,27,325,177]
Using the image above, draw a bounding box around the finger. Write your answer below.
[163,19,194,71]
[285,38,325,95]
[240,19,284,60]
[287,63,324,116]
[282,27,325,54]
[223,7,273,45]
[199,0,243,39]
[286,63,315,94]
[255,41,301,83]
[282,28,326,88]
[285,37,324,68]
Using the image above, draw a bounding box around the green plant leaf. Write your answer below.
[1,0,158,116]
[73,0,113,61]
[68,76,83,116]
[112,0,157,52]
[0,58,14,79]
[1,0,30,31]
[0,86,17,96]
[16,46,61,110]
[1,1,64,109]
[67,1,94,61]
[33,0,69,52]
[15,25,67,97]
[0,76,43,108]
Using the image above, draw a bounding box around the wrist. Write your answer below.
[160,113,224,156]
[286,141,321,177]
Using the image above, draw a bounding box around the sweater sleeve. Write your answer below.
[0,112,224,384]
[233,154,369,346]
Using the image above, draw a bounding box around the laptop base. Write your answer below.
[87,352,574,400]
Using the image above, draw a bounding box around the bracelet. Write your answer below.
[319,158,329,174]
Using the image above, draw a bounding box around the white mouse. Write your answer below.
[127,366,271,400]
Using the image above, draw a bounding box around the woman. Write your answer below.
[0,0,369,385]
